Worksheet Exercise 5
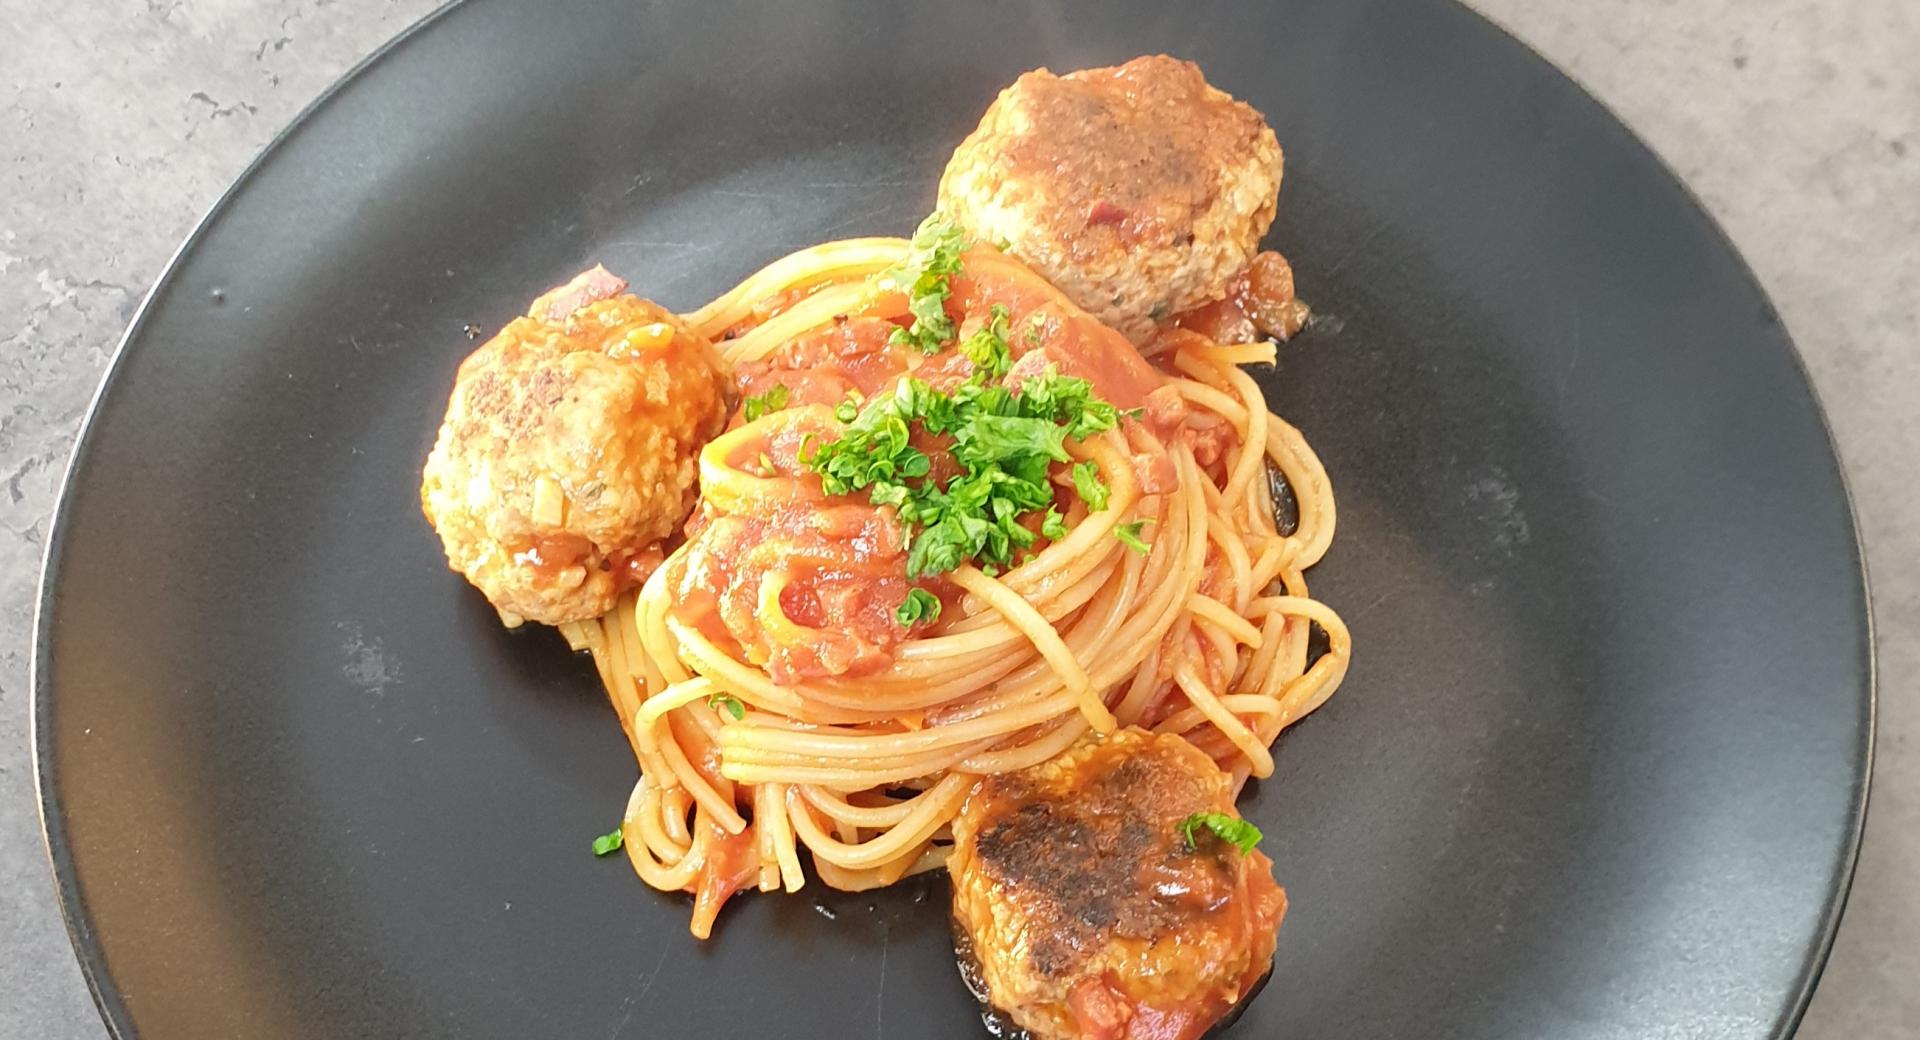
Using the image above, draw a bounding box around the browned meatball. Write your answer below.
[938,56,1283,343]
[420,266,730,626]
[949,728,1287,1040]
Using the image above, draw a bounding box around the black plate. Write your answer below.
[34,1,1873,1038]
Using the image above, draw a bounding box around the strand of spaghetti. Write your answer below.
[947,527,1122,632]
[797,785,933,828]
[657,712,748,833]
[752,781,780,892]
[787,774,972,869]
[1255,570,1314,696]
[949,564,1112,732]
[695,413,834,515]
[1249,536,1292,591]
[1174,380,1249,430]
[1171,345,1235,392]
[956,712,1093,774]
[1112,638,1165,727]
[1202,341,1278,366]
[811,842,940,892]
[555,620,592,652]
[635,675,716,728]
[1251,598,1344,690]
[1170,660,1275,778]
[683,238,907,334]
[1239,609,1290,700]
[901,844,953,877]
[749,782,805,893]
[767,784,808,892]
[600,602,634,715]
[802,775,975,871]
[1268,417,1335,566]
[796,651,1032,713]
[892,622,1030,660]
[601,599,657,770]
[1258,595,1352,723]
[628,668,696,787]
[1192,618,1244,691]
[637,562,688,688]
[666,619,887,724]
[1189,593,1264,647]
[661,784,695,847]
[656,612,1005,716]
[1208,516,1256,615]
[623,776,702,890]
[716,741,995,785]
[721,279,899,367]
[720,754,985,790]
[1245,452,1279,538]
[1156,692,1292,736]
[615,592,651,707]
[1271,652,1346,733]
[717,689,1077,761]
[1215,361,1271,512]
[1273,657,1347,734]
[904,554,1140,732]
[1085,478,1204,712]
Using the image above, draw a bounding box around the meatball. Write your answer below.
[949,728,1287,1040]
[938,55,1283,343]
[420,266,731,626]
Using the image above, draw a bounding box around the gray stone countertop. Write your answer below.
[2,1,1914,1037]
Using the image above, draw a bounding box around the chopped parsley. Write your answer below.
[958,304,1013,380]
[1071,460,1110,512]
[707,691,746,720]
[591,827,625,856]
[806,370,1121,580]
[881,216,969,354]
[1179,811,1262,855]
[1115,519,1152,555]
[741,382,790,422]
[895,587,942,626]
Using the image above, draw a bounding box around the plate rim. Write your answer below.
[29,2,1875,1038]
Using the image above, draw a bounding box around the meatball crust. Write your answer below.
[949,728,1287,1040]
[420,266,731,626]
[938,55,1283,343]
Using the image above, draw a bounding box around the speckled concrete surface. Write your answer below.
[2,1,1913,1037]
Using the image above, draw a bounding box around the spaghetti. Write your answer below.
[557,236,1349,938]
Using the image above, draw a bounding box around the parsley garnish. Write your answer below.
[591,827,625,856]
[1115,520,1152,555]
[1178,811,1262,855]
[882,216,969,354]
[741,383,789,422]
[959,304,1013,381]
[805,370,1121,579]
[1071,460,1109,512]
[895,587,942,626]
[707,691,746,720]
